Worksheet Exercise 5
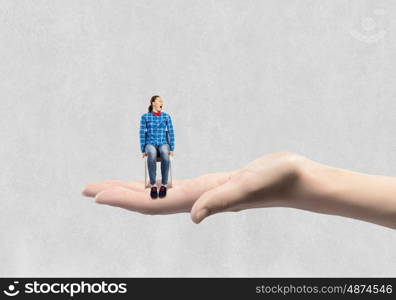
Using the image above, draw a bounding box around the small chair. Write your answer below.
[144,150,173,189]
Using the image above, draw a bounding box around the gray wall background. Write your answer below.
[1,0,396,277]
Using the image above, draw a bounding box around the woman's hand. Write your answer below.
[82,171,240,215]
[82,152,301,217]
[169,151,174,156]
[82,151,396,230]
[142,152,147,158]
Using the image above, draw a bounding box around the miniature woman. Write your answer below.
[139,95,175,199]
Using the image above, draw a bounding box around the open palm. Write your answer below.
[81,152,396,229]
[82,152,305,223]
[82,171,237,215]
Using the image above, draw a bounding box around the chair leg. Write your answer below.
[169,156,173,188]
[144,156,148,189]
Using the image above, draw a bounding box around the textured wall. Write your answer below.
[1,0,396,277]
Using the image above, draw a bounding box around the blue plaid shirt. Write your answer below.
[139,111,175,153]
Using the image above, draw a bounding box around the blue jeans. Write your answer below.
[145,144,170,185]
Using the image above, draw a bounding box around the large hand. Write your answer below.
[82,151,396,230]
[82,152,303,221]
[190,152,305,223]
[82,171,239,215]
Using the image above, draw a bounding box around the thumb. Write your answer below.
[190,179,246,224]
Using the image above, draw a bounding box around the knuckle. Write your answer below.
[272,151,298,160]
[274,152,305,176]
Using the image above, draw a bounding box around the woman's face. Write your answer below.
[153,97,163,111]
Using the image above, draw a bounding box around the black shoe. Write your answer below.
[150,186,158,199]
[159,185,167,198]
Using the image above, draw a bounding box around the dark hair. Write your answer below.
[148,95,160,112]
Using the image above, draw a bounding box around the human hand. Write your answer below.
[82,171,240,215]
[82,151,396,229]
[142,152,147,158]
[82,152,303,219]
[189,151,396,229]
[169,151,174,156]
[190,152,305,223]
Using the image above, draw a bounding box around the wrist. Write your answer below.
[287,157,343,211]
[290,156,396,229]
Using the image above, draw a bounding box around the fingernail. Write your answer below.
[196,208,209,223]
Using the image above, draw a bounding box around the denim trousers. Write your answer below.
[145,143,170,185]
